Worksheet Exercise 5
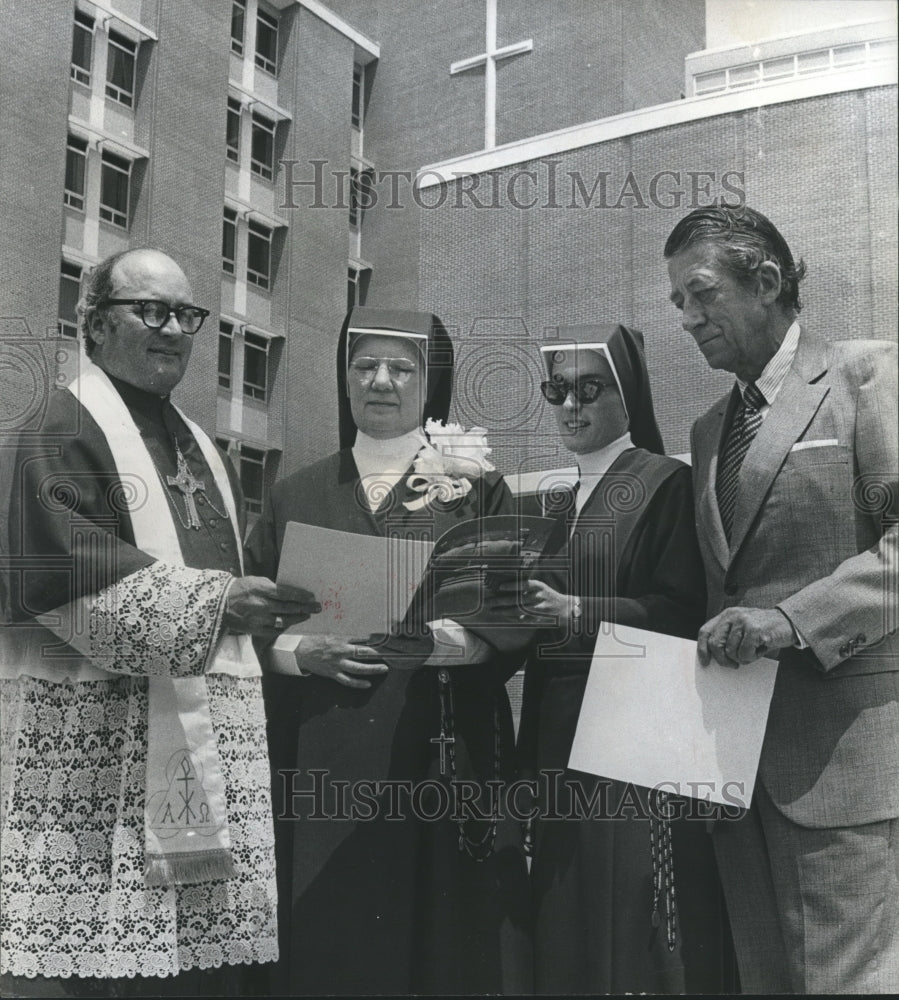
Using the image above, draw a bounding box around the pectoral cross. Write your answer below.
[166,445,206,530]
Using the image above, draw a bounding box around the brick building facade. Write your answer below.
[1,0,896,518]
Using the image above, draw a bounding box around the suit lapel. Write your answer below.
[728,334,830,556]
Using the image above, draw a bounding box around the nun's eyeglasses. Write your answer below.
[349,357,419,384]
[540,377,610,406]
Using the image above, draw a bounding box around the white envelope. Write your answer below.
[568,623,778,807]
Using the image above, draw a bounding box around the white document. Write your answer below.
[568,623,778,808]
[276,522,435,637]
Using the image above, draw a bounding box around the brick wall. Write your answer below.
[276,7,358,473]
[498,0,704,143]
[328,0,705,324]
[153,0,231,434]
[419,87,899,474]
[0,0,72,336]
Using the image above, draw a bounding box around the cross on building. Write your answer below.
[449,0,533,150]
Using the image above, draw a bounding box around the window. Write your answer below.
[243,332,270,401]
[349,168,372,230]
[239,445,266,514]
[106,30,137,107]
[222,208,237,274]
[226,98,241,163]
[250,112,275,180]
[351,63,364,129]
[347,266,370,314]
[247,220,272,289]
[71,10,94,86]
[99,150,130,228]
[218,321,234,389]
[255,8,278,74]
[349,168,362,229]
[231,0,246,56]
[64,135,88,210]
[58,261,82,338]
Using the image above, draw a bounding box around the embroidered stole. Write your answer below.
[56,358,258,886]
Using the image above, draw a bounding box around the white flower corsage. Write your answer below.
[404,419,496,511]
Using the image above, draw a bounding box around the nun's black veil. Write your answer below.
[337,306,454,449]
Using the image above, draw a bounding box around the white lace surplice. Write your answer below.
[0,565,278,980]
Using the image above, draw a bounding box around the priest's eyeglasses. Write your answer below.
[349,357,419,384]
[540,377,610,406]
[100,299,211,335]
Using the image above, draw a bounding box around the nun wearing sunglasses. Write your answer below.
[506,324,733,995]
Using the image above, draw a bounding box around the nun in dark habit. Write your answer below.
[504,324,734,995]
[245,307,532,996]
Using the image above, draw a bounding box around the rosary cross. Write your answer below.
[431,731,455,776]
[167,449,206,529]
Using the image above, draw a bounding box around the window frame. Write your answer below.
[105,29,137,108]
[242,331,270,402]
[347,264,371,314]
[64,135,88,211]
[255,7,279,75]
[222,207,238,275]
[99,149,131,228]
[231,0,246,57]
[349,167,373,231]
[58,260,83,339]
[226,97,242,163]
[246,220,272,290]
[239,444,267,515]
[71,9,94,87]
[351,63,364,129]
[218,321,234,389]
[250,111,276,181]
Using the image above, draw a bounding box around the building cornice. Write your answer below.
[296,0,379,62]
[417,63,896,188]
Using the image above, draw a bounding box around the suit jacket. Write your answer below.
[691,331,899,828]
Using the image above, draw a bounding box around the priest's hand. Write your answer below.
[697,607,797,668]
[223,576,321,639]
[294,635,388,689]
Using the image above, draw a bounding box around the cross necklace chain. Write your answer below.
[162,437,229,530]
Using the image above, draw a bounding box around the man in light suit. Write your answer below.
[665,205,898,994]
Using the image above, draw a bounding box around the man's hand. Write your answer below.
[223,576,320,638]
[698,607,797,668]
[294,635,388,689]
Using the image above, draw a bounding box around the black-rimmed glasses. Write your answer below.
[100,299,210,335]
[540,376,611,406]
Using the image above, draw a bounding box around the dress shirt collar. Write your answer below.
[737,320,801,405]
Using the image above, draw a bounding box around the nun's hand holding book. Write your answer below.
[489,578,579,628]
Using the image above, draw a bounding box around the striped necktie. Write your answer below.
[716,382,766,540]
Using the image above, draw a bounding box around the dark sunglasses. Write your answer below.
[540,376,611,406]
[100,299,210,335]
